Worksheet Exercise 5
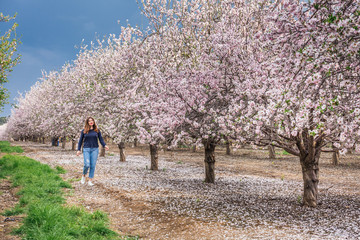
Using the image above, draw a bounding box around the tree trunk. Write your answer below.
[203,139,216,183]
[268,145,276,159]
[134,138,138,147]
[300,150,321,207]
[331,143,339,165]
[192,145,196,152]
[150,144,158,170]
[332,151,339,165]
[42,137,45,144]
[100,146,106,157]
[226,141,231,155]
[71,139,76,151]
[61,137,66,149]
[118,142,126,162]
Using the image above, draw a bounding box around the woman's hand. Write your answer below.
[76,150,81,156]
[105,145,109,150]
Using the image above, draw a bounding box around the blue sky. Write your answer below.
[0,0,144,117]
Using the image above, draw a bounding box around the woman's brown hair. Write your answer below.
[84,117,99,134]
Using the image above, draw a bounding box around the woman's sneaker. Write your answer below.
[88,181,94,186]
[81,176,86,184]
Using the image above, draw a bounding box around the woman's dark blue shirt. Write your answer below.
[77,129,106,151]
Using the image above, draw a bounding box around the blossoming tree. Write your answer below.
[138,0,269,181]
[242,0,360,207]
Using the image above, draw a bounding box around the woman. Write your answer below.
[77,117,109,186]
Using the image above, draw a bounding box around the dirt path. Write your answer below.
[21,145,248,239]
[8,142,360,239]
[0,151,21,240]
[0,179,22,240]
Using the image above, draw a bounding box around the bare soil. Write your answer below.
[0,156,22,240]
[2,141,360,239]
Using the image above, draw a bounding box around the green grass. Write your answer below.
[55,165,66,174]
[297,195,302,205]
[0,154,122,239]
[282,150,290,155]
[0,141,24,153]
[68,178,80,183]
[276,150,290,155]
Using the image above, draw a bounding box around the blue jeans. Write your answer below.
[83,148,99,179]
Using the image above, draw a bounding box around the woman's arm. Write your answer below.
[98,131,109,150]
[77,130,84,151]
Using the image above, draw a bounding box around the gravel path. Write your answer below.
[13,141,360,239]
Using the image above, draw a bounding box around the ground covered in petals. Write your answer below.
[14,141,360,239]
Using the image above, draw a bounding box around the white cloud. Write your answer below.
[19,45,66,68]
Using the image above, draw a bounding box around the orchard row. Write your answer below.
[6,0,360,207]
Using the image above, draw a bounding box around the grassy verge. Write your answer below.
[0,154,136,239]
[0,141,23,153]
